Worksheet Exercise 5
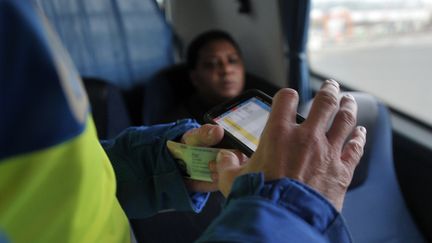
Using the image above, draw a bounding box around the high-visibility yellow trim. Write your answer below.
[0,117,130,243]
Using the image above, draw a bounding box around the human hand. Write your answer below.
[211,80,367,211]
[179,124,225,193]
[208,150,248,197]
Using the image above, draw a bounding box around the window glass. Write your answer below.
[309,0,432,126]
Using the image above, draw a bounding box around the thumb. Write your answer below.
[182,124,224,147]
[216,150,244,197]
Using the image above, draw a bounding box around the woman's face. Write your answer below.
[190,39,245,104]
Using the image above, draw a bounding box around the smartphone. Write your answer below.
[204,89,304,157]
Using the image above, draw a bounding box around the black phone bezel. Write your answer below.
[204,90,270,156]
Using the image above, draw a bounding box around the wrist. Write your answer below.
[227,173,339,233]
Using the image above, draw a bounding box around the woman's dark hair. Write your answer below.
[186,30,242,70]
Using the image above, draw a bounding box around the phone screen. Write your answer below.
[213,97,270,152]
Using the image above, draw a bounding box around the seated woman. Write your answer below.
[161,30,246,124]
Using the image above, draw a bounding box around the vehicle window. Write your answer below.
[308,0,432,126]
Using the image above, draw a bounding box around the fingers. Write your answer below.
[182,124,224,147]
[209,150,248,181]
[327,94,358,146]
[234,151,249,165]
[216,150,242,170]
[305,79,340,131]
[267,88,299,126]
[214,149,244,197]
[341,126,367,166]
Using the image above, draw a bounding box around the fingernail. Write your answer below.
[359,126,367,134]
[216,149,231,163]
[207,127,215,140]
[325,79,340,89]
[344,93,355,101]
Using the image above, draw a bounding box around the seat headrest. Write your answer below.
[299,92,380,189]
[82,77,130,139]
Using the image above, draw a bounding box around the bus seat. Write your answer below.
[244,72,281,97]
[300,92,426,243]
[142,64,195,125]
[82,77,131,139]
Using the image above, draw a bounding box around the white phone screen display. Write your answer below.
[213,97,270,152]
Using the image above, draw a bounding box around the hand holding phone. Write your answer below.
[204,89,304,157]
[208,83,367,211]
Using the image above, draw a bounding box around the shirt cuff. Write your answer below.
[160,119,210,212]
[227,173,340,233]
[102,119,210,218]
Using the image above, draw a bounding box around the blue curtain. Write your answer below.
[280,0,312,104]
[36,0,174,88]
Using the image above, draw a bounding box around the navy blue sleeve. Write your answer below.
[101,119,211,219]
[0,0,88,162]
[197,173,352,243]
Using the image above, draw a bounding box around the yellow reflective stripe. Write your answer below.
[0,117,130,243]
